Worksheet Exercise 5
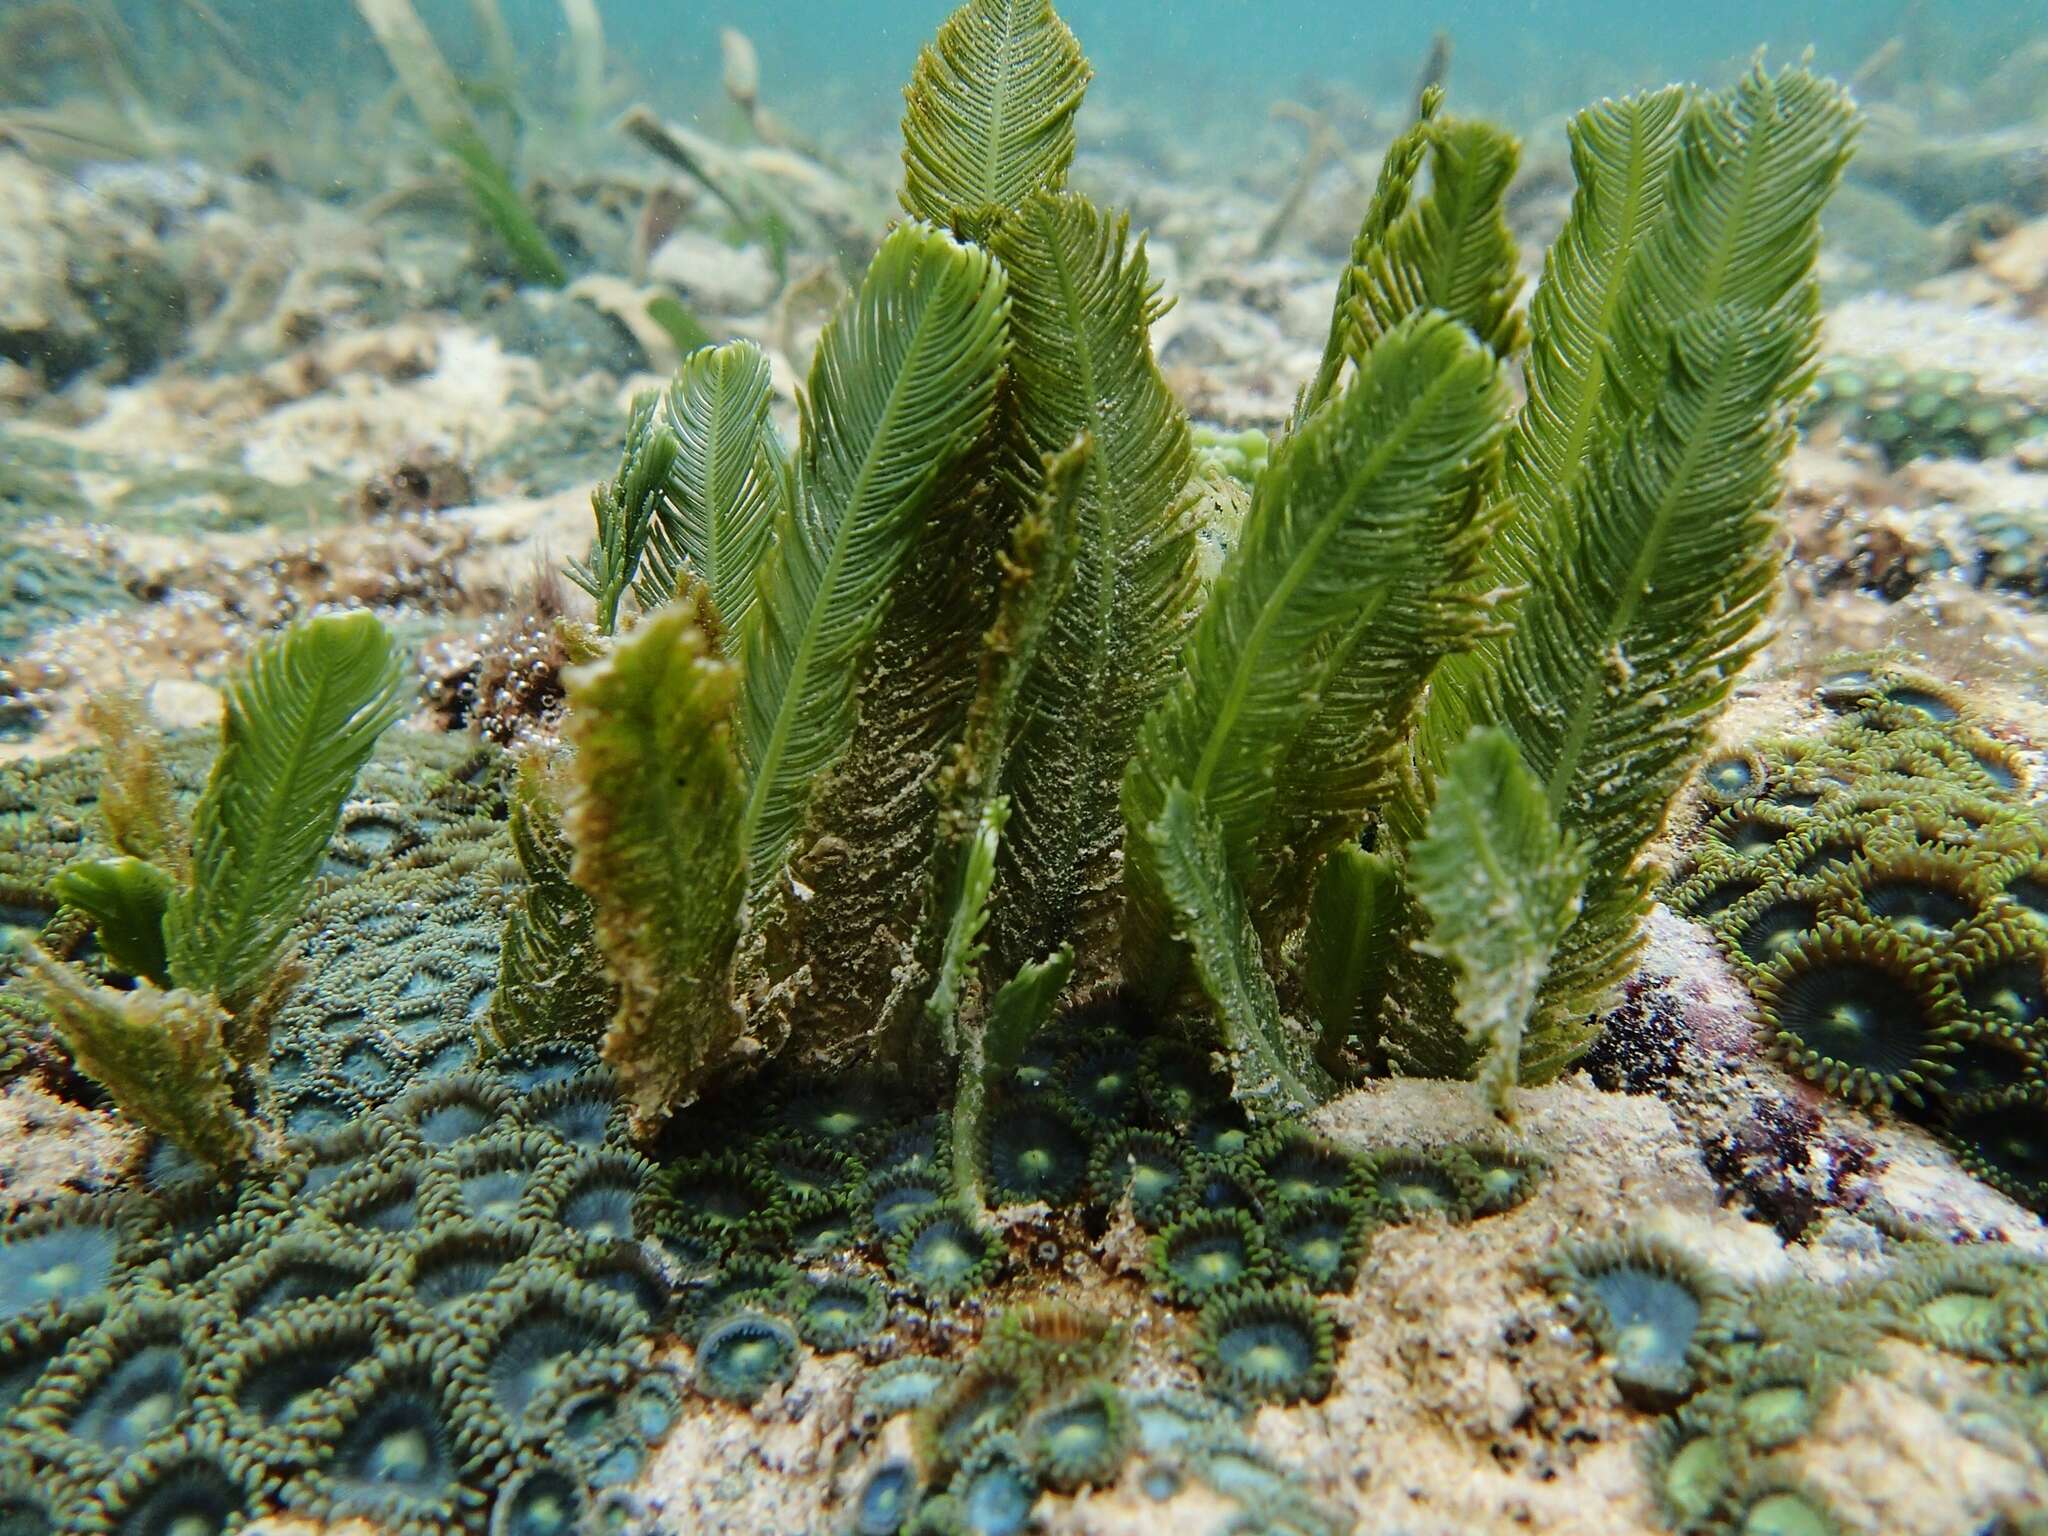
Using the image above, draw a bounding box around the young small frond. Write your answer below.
[164,613,408,1016]
[567,391,683,635]
[82,690,183,873]
[639,340,788,642]
[951,942,1072,1205]
[1409,729,1587,1119]
[51,857,172,988]
[900,0,1092,237]
[20,952,252,1178]
[987,192,1202,980]
[1122,311,1506,982]
[926,797,1009,1051]
[1144,785,1336,1119]
[735,222,1011,891]
[482,754,613,1058]
[564,597,749,1137]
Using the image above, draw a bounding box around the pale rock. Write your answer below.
[648,230,779,316]
[146,678,223,731]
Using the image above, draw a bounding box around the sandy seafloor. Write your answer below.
[8,58,2048,1536]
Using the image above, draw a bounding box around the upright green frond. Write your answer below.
[1302,844,1399,1069]
[988,190,1203,981]
[1601,67,1855,428]
[900,0,1092,237]
[1297,92,1438,423]
[1391,305,1815,1080]
[165,613,408,1015]
[983,945,1071,1092]
[740,239,1016,1075]
[1495,86,1692,560]
[1346,117,1528,363]
[747,447,1081,1098]
[1450,67,1850,631]
[1522,308,1807,860]
[51,858,172,988]
[1122,312,1506,982]
[483,754,613,1058]
[736,222,1011,890]
[1409,729,1587,1119]
[21,954,252,1178]
[855,442,1088,1062]
[1382,70,1856,1087]
[567,391,683,635]
[564,598,749,1137]
[1145,786,1336,1119]
[639,341,788,643]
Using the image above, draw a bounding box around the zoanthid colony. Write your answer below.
[1670,659,2048,1210]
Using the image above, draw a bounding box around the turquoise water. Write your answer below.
[94,1,2048,142]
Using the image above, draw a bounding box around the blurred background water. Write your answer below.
[33,0,2048,148]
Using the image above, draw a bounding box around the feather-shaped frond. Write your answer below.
[1346,117,1528,364]
[1390,305,1815,1080]
[1122,312,1506,985]
[1144,785,1336,1119]
[740,256,1018,1077]
[1403,89,1690,787]
[1409,728,1587,1119]
[1296,90,1438,423]
[1600,67,1856,427]
[564,597,748,1137]
[1256,347,1510,933]
[735,222,1010,890]
[51,857,172,988]
[638,341,788,643]
[900,0,1092,237]
[913,442,1088,1064]
[165,613,407,1015]
[22,955,251,1177]
[987,191,1201,981]
[1381,69,1856,1082]
[1433,67,1849,653]
[1495,87,1692,563]
[566,391,682,634]
[483,754,613,1058]
[742,444,1080,1094]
